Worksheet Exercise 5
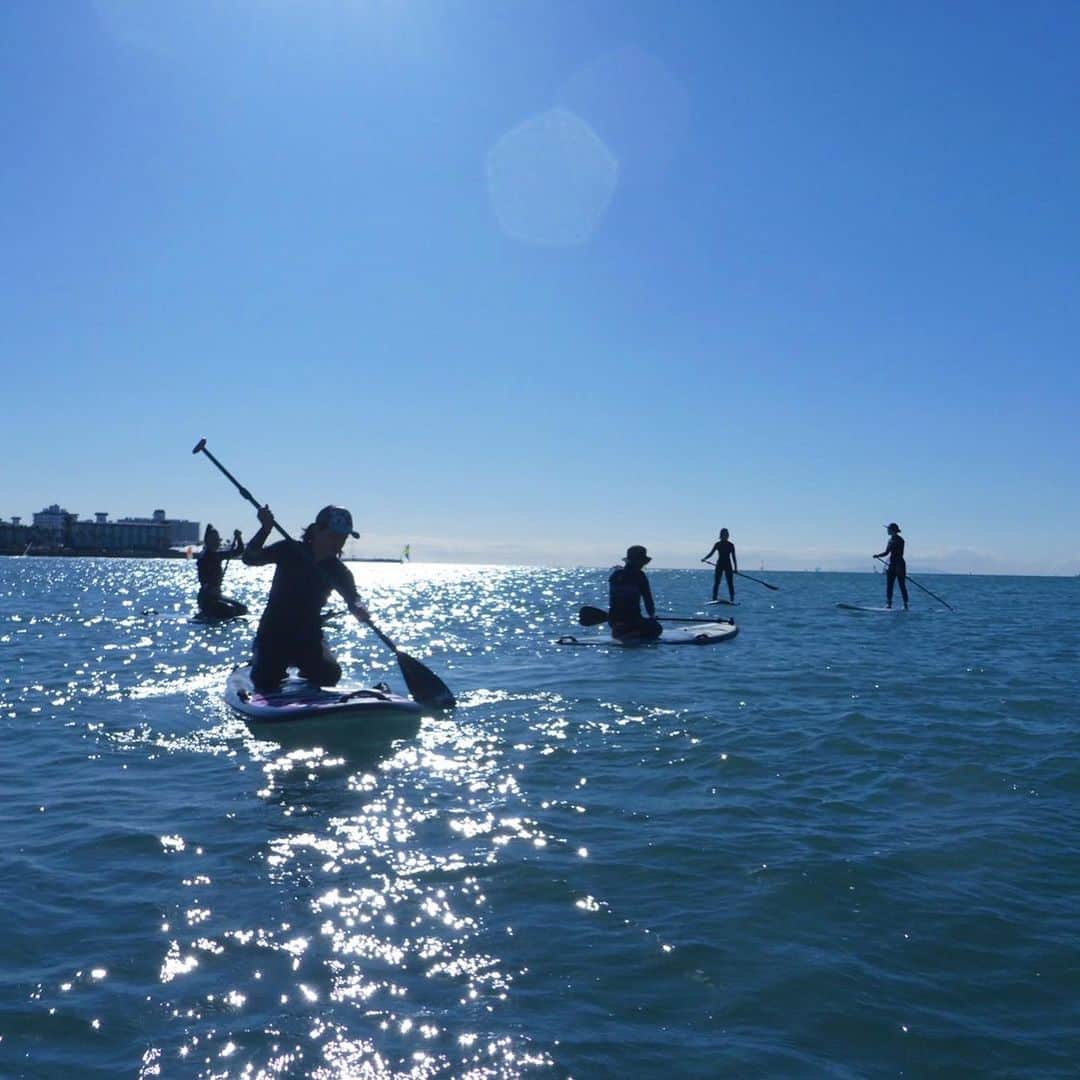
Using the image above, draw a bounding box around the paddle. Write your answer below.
[578,606,726,627]
[874,556,954,612]
[213,530,242,587]
[657,614,733,624]
[192,438,456,707]
[578,605,610,627]
[704,562,779,591]
[737,570,778,591]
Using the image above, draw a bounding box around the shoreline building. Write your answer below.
[0,516,34,553]
[115,509,200,547]
[12,505,200,555]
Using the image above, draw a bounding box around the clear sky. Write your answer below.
[3,1,1078,574]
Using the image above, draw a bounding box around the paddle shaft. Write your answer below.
[221,534,244,581]
[657,614,733,624]
[875,556,954,611]
[579,606,728,627]
[192,440,265,518]
[705,562,779,591]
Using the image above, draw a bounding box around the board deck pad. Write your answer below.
[557,621,738,647]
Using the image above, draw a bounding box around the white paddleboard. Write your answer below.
[706,600,739,607]
[225,665,421,744]
[557,621,738,647]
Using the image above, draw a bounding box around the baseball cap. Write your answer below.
[315,505,359,539]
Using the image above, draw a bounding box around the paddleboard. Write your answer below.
[836,603,910,613]
[225,665,421,743]
[557,621,738,647]
[706,600,739,607]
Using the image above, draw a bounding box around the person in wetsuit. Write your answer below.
[196,525,248,620]
[873,522,909,609]
[700,528,738,602]
[242,504,370,691]
[608,545,662,641]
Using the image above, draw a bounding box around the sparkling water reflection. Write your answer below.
[1,558,1078,1076]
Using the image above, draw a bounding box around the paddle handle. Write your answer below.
[193,439,295,543]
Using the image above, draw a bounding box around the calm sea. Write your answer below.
[1,557,1077,1078]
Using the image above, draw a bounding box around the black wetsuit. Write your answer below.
[704,539,737,602]
[243,539,360,690]
[883,535,909,608]
[196,539,248,620]
[608,566,662,641]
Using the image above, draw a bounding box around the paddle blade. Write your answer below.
[396,650,456,709]
[737,571,779,591]
[578,606,609,627]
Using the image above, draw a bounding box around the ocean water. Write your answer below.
[1,557,1078,1078]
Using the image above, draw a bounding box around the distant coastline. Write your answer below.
[1,548,190,560]
[0,553,1075,575]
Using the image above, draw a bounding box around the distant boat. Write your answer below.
[348,544,410,565]
[21,542,33,556]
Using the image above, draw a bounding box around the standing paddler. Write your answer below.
[608,545,662,641]
[701,528,738,603]
[873,522,909,610]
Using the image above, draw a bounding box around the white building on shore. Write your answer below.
[115,509,200,546]
[28,505,199,552]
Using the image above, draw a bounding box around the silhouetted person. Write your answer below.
[874,523,909,609]
[243,504,370,691]
[196,525,248,620]
[701,528,738,602]
[609,545,662,641]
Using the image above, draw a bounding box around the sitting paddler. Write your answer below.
[874,522,909,610]
[196,525,248,620]
[243,504,371,691]
[609,545,663,641]
[701,527,738,603]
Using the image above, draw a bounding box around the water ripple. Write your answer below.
[1,560,1078,1075]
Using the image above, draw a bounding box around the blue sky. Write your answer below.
[3,1,1078,573]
